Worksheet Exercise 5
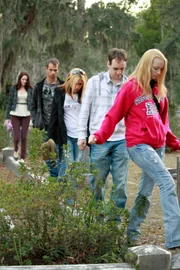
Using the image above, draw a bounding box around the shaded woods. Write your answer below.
[0,0,180,105]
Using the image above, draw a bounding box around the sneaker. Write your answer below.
[13,151,19,161]
[19,159,25,163]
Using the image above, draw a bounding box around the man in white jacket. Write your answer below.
[78,48,129,217]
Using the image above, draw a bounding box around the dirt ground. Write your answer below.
[0,151,180,253]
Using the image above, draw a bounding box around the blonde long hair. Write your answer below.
[60,68,87,103]
[128,49,167,100]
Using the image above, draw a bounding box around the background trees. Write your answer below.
[0,0,179,105]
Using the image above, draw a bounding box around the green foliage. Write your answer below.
[133,5,161,57]
[0,93,8,110]
[0,110,10,150]
[0,129,131,265]
[168,103,180,140]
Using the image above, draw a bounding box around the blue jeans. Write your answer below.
[90,139,129,209]
[127,144,180,249]
[57,136,84,179]
[46,144,60,178]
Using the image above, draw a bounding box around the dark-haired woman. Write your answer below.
[5,72,33,162]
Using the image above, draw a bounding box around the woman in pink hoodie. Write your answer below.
[88,49,180,250]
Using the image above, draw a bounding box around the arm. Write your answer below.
[5,87,14,121]
[48,89,59,141]
[31,84,38,126]
[78,78,94,149]
[160,97,180,151]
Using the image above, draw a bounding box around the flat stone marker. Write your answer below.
[0,263,135,270]
[2,147,14,162]
[128,244,171,270]
[6,156,21,177]
[171,253,180,270]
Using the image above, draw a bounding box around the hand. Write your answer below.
[78,139,86,150]
[88,135,97,144]
[4,119,10,126]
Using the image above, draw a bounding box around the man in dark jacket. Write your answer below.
[31,58,64,131]
[31,58,64,177]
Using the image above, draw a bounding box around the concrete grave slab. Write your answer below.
[171,253,180,270]
[0,151,3,165]
[0,263,135,270]
[128,244,171,270]
[2,147,14,162]
[6,156,21,177]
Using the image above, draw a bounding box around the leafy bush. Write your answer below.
[0,109,11,150]
[0,128,131,266]
[0,93,8,110]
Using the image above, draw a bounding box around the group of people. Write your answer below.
[4,48,180,250]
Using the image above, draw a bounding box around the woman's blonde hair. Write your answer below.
[60,68,87,103]
[128,49,167,99]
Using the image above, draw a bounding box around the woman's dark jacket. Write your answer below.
[48,87,67,160]
[6,86,33,119]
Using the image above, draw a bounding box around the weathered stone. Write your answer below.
[171,253,180,270]
[0,263,135,269]
[128,244,171,270]
[0,151,3,165]
[2,147,14,162]
[6,156,21,177]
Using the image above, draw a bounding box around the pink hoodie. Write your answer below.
[94,79,180,150]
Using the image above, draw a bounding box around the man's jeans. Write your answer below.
[127,144,180,249]
[90,139,129,209]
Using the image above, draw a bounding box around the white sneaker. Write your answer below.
[19,159,25,163]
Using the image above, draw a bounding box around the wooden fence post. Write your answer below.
[176,157,180,205]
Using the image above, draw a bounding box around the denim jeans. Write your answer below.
[90,139,129,209]
[127,144,180,249]
[57,136,84,179]
[45,144,60,178]
[57,136,84,204]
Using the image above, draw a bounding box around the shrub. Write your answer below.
[0,128,131,266]
[0,93,8,111]
[0,110,11,150]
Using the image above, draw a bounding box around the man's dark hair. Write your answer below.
[46,58,59,67]
[108,48,128,65]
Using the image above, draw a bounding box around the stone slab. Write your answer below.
[2,147,14,162]
[6,156,21,177]
[0,263,135,269]
[128,244,171,270]
[0,151,3,165]
[171,253,180,270]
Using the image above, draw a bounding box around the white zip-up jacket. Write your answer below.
[78,71,127,141]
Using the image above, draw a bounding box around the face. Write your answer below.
[46,63,59,82]
[107,58,127,81]
[151,58,164,80]
[21,75,28,86]
[73,79,83,93]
